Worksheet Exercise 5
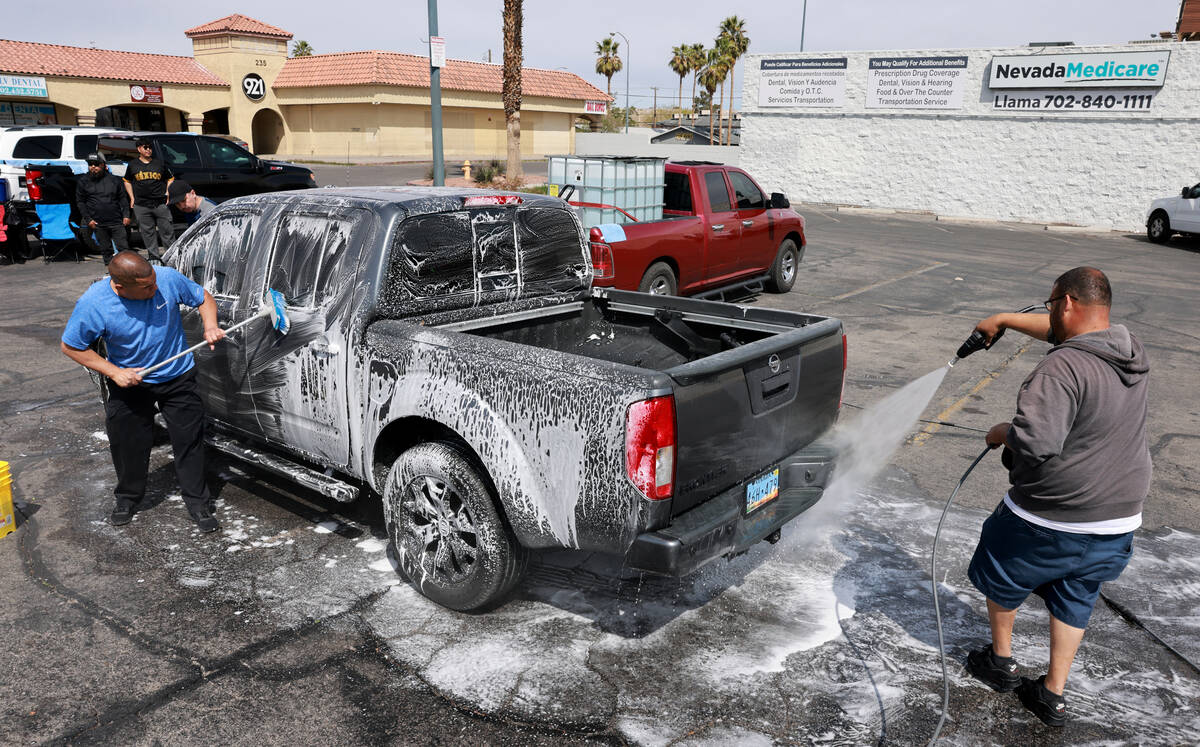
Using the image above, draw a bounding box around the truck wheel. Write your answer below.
[1147,211,1171,244]
[766,239,800,293]
[639,262,677,295]
[382,442,526,611]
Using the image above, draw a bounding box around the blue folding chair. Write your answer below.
[30,203,83,262]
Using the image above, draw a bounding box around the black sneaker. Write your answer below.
[1017,675,1067,727]
[109,504,135,526]
[966,644,1021,692]
[190,509,220,534]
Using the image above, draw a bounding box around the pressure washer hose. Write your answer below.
[929,445,994,746]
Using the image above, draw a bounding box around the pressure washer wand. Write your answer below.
[948,304,1042,367]
[139,289,290,377]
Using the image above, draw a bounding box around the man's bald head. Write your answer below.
[109,251,153,286]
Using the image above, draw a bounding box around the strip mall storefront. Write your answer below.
[0,13,609,158]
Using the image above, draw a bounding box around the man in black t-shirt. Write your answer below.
[123,138,175,259]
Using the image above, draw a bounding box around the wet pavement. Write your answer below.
[2,211,1198,744]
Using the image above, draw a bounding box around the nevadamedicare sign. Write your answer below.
[989,50,1169,88]
[758,58,847,108]
[867,56,967,109]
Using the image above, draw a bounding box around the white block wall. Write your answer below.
[741,42,1200,231]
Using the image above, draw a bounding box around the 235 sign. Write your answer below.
[242,73,266,102]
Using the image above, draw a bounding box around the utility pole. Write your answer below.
[428,0,444,185]
[800,0,808,52]
[651,86,658,126]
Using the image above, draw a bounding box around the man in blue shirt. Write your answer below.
[61,251,226,532]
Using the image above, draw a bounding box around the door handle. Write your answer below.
[711,224,725,231]
[742,220,754,227]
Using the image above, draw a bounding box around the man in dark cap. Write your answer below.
[123,138,175,260]
[167,180,216,224]
[76,152,130,263]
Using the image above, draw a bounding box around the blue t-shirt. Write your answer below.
[62,266,206,384]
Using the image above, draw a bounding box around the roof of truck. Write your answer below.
[223,186,565,212]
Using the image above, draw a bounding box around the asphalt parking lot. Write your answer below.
[2,198,1198,745]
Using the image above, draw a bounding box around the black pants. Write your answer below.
[105,369,210,514]
[132,204,174,255]
[92,222,130,258]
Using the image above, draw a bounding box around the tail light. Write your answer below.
[625,395,676,500]
[26,169,44,201]
[840,333,848,409]
[588,227,614,279]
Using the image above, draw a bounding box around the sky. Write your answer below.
[12,0,1186,110]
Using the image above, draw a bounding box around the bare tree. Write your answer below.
[503,0,523,183]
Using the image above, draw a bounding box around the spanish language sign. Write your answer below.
[758,58,847,108]
[866,56,968,109]
[988,50,1169,88]
[992,90,1156,112]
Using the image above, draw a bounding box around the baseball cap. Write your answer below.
[85,152,105,165]
[167,180,193,205]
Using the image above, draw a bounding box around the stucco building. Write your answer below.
[0,13,610,158]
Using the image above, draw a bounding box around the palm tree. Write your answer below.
[699,55,723,145]
[687,43,706,124]
[291,40,314,57]
[707,44,732,146]
[503,0,523,182]
[718,16,749,146]
[595,37,622,98]
[669,45,689,124]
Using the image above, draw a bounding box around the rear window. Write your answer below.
[97,138,138,164]
[704,172,732,212]
[664,172,693,212]
[72,135,99,160]
[13,136,62,159]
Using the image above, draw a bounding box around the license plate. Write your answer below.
[745,467,780,514]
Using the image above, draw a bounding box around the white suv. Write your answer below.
[0,125,123,202]
[1146,183,1200,243]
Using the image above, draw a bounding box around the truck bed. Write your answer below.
[416,289,844,517]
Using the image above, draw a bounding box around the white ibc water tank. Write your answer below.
[546,155,666,227]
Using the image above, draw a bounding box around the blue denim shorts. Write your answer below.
[968,501,1134,628]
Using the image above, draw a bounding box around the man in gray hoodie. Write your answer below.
[963,266,1150,727]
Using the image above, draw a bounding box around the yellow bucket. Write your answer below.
[0,461,15,539]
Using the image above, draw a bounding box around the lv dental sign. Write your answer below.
[989,50,1169,88]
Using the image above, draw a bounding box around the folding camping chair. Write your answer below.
[29,203,84,262]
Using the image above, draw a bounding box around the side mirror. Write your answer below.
[256,157,268,174]
[770,192,790,209]
[1183,187,1191,198]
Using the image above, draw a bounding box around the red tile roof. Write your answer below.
[274,51,610,101]
[0,39,227,86]
[185,14,292,40]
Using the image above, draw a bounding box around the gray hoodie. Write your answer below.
[1007,324,1151,522]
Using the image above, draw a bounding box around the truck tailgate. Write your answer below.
[600,290,844,517]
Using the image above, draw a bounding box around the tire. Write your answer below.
[638,262,677,295]
[766,238,800,293]
[382,442,526,611]
[1147,211,1171,244]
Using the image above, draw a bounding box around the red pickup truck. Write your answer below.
[587,161,806,297]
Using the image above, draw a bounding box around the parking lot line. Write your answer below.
[911,340,1033,445]
[831,262,948,301]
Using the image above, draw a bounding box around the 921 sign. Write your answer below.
[242,73,266,102]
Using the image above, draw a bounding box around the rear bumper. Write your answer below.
[624,441,836,576]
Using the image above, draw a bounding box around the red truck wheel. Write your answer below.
[639,262,677,295]
[767,239,800,293]
[383,442,527,611]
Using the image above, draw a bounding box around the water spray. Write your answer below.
[947,305,1041,368]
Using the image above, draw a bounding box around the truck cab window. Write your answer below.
[204,139,254,168]
[171,220,217,286]
[516,207,588,293]
[704,172,732,213]
[386,212,475,302]
[268,214,354,308]
[206,213,254,296]
[728,171,765,210]
[159,138,202,168]
[664,172,693,212]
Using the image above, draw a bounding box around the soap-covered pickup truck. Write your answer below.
[160,187,845,611]
[586,161,807,299]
